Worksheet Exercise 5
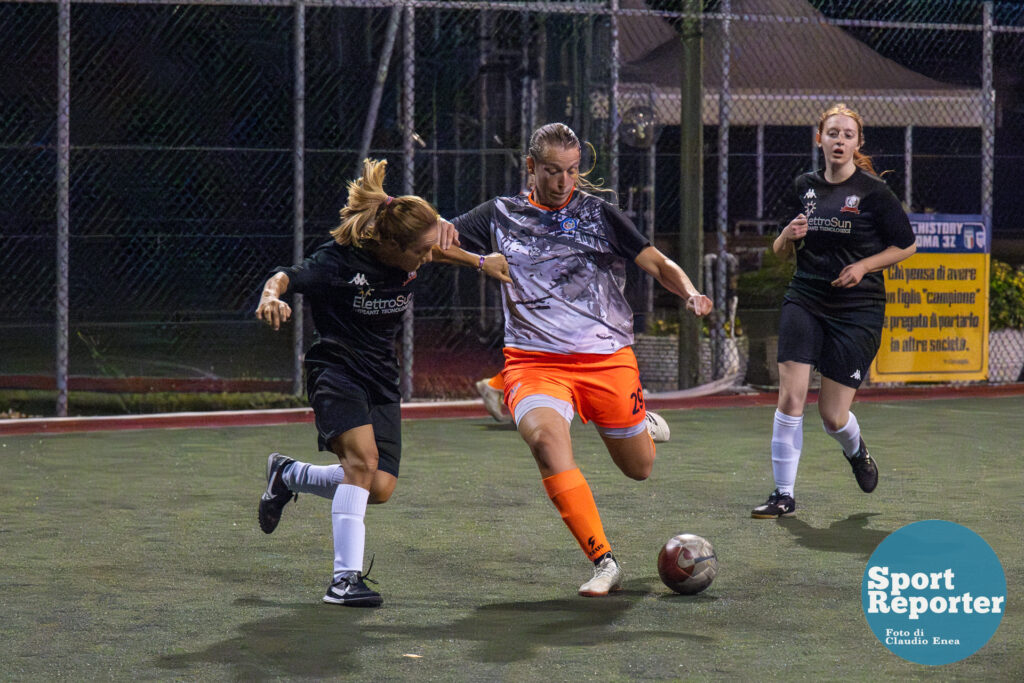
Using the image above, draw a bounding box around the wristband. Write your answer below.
[478,255,486,270]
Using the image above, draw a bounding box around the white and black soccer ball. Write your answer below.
[657,533,718,595]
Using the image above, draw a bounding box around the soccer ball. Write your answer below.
[657,533,718,595]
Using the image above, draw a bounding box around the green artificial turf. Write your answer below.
[1,396,1021,680]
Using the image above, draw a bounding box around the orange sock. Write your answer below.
[542,468,611,562]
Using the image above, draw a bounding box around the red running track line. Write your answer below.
[2,384,1021,437]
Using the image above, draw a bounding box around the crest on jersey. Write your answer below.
[559,217,579,234]
[840,195,861,214]
[803,188,817,200]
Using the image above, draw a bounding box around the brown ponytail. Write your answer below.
[852,150,877,175]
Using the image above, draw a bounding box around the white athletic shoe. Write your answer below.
[645,411,670,443]
[475,378,511,423]
[578,555,623,597]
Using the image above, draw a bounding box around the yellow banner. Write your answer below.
[872,253,990,382]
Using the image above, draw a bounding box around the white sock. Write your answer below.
[771,410,803,497]
[283,461,344,499]
[824,412,862,458]
[332,484,370,580]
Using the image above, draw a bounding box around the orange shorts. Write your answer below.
[501,346,647,429]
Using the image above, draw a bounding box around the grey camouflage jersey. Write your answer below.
[453,189,650,355]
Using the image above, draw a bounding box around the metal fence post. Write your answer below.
[904,125,913,208]
[609,0,620,195]
[400,2,416,401]
[714,0,732,379]
[981,2,994,230]
[678,0,703,389]
[292,1,306,397]
[56,0,71,417]
[357,5,402,175]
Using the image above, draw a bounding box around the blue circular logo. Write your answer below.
[862,520,1006,665]
[559,217,578,233]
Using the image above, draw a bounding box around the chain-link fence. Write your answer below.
[2,0,1023,415]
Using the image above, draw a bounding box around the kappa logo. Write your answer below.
[841,195,862,214]
[803,188,817,200]
[850,369,862,381]
[348,273,369,287]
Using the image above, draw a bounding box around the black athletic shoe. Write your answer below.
[845,437,878,493]
[751,489,796,518]
[258,452,296,534]
[323,571,382,607]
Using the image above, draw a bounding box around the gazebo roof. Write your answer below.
[617,0,983,127]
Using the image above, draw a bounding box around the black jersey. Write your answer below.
[783,168,914,310]
[274,240,417,402]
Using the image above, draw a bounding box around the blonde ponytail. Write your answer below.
[331,158,438,250]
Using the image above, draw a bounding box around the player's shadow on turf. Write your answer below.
[777,513,889,557]
[156,599,369,679]
[367,597,713,664]
[154,596,710,675]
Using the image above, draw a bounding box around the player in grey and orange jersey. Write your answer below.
[452,123,713,597]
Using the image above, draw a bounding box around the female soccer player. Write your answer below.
[255,159,510,606]
[751,104,917,519]
[453,123,713,596]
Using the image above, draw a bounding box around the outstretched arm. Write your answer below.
[428,217,511,283]
[635,246,713,316]
[431,245,512,283]
[255,272,293,331]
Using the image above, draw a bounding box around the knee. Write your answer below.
[818,406,849,432]
[623,460,652,481]
[523,425,565,464]
[777,395,805,416]
[369,488,392,504]
[335,450,379,486]
[820,414,846,433]
[369,478,396,504]
[609,435,655,481]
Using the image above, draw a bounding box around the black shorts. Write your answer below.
[776,298,883,389]
[306,364,402,477]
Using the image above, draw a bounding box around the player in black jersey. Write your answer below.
[751,104,917,519]
[255,159,510,606]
